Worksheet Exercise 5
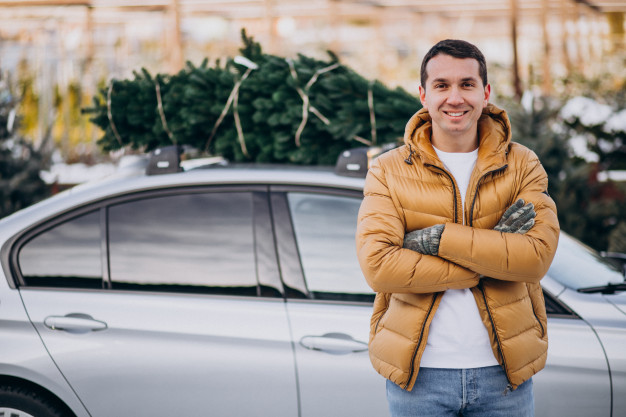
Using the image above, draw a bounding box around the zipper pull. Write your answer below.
[404,144,414,165]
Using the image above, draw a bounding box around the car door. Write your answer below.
[532,288,612,417]
[15,187,298,417]
[271,187,389,417]
[272,186,614,417]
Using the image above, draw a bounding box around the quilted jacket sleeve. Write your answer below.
[356,159,480,294]
[437,150,560,283]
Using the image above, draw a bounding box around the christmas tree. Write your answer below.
[84,30,421,165]
[508,95,626,252]
[0,74,49,219]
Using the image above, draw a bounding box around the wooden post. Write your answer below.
[592,10,604,62]
[510,0,522,99]
[167,0,183,73]
[607,12,625,52]
[329,0,340,54]
[264,0,277,54]
[583,6,596,75]
[560,0,573,76]
[375,7,385,80]
[83,5,96,148]
[84,6,94,68]
[576,2,585,74]
[541,0,552,95]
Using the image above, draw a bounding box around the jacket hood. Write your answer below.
[403,103,512,172]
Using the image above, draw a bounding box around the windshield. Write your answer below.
[547,232,624,290]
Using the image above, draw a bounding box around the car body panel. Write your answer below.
[533,317,611,417]
[605,291,626,316]
[596,326,626,417]
[0,272,91,416]
[18,289,298,417]
[557,288,626,417]
[285,300,389,417]
[0,165,625,416]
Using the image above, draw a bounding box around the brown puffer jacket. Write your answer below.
[356,103,560,391]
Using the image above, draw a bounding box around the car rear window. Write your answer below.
[108,192,258,294]
[18,210,103,288]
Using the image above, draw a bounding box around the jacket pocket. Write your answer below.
[527,283,546,338]
[371,292,391,335]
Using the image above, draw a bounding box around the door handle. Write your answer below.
[299,332,368,354]
[44,313,107,334]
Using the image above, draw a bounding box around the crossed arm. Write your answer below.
[356,158,559,294]
[404,198,536,255]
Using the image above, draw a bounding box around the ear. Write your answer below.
[419,85,427,108]
[483,84,491,107]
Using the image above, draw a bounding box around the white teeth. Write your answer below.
[448,112,464,116]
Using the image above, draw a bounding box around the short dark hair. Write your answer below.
[420,39,488,89]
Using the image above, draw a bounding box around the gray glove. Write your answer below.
[494,199,535,234]
[403,224,445,256]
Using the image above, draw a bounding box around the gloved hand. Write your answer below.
[403,224,445,256]
[494,198,535,234]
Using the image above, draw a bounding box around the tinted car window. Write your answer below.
[287,192,373,301]
[108,192,258,295]
[18,210,103,288]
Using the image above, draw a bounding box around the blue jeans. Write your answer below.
[386,366,534,417]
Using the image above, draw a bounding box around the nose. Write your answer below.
[446,86,464,105]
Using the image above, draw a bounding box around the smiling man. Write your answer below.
[356,39,560,416]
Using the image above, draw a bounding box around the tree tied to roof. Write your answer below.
[84,30,420,165]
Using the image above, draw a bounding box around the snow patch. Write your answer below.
[597,171,626,182]
[567,134,599,162]
[604,109,626,133]
[40,155,148,185]
[40,162,116,185]
[560,96,613,126]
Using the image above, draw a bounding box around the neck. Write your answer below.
[430,128,479,153]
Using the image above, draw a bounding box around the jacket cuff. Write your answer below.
[438,222,473,262]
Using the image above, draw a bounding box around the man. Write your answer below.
[356,39,560,416]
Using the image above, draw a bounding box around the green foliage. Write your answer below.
[84,30,420,165]
[0,75,49,219]
[560,96,626,171]
[506,95,626,252]
[608,221,626,253]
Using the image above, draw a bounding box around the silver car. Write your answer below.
[0,151,625,417]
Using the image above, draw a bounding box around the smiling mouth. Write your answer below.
[444,111,467,117]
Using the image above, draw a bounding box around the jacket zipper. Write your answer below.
[374,306,387,334]
[468,165,508,226]
[533,308,545,338]
[530,293,546,337]
[479,281,513,389]
[403,293,439,390]
[401,162,491,390]
[400,163,456,389]
[426,164,458,223]
[470,165,514,389]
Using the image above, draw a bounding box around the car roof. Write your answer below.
[0,165,366,238]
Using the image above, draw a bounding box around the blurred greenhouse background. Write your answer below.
[0,0,625,252]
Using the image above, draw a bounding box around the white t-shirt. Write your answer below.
[419,146,499,369]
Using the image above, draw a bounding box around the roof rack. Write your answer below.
[146,146,182,175]
[334,144,397,178]
[145,144,396,177]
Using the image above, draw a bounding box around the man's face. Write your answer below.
[419,54,491,150]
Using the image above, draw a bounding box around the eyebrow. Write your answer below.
[430,77,479,84]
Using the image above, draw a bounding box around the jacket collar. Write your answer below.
[403,103,511,173]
